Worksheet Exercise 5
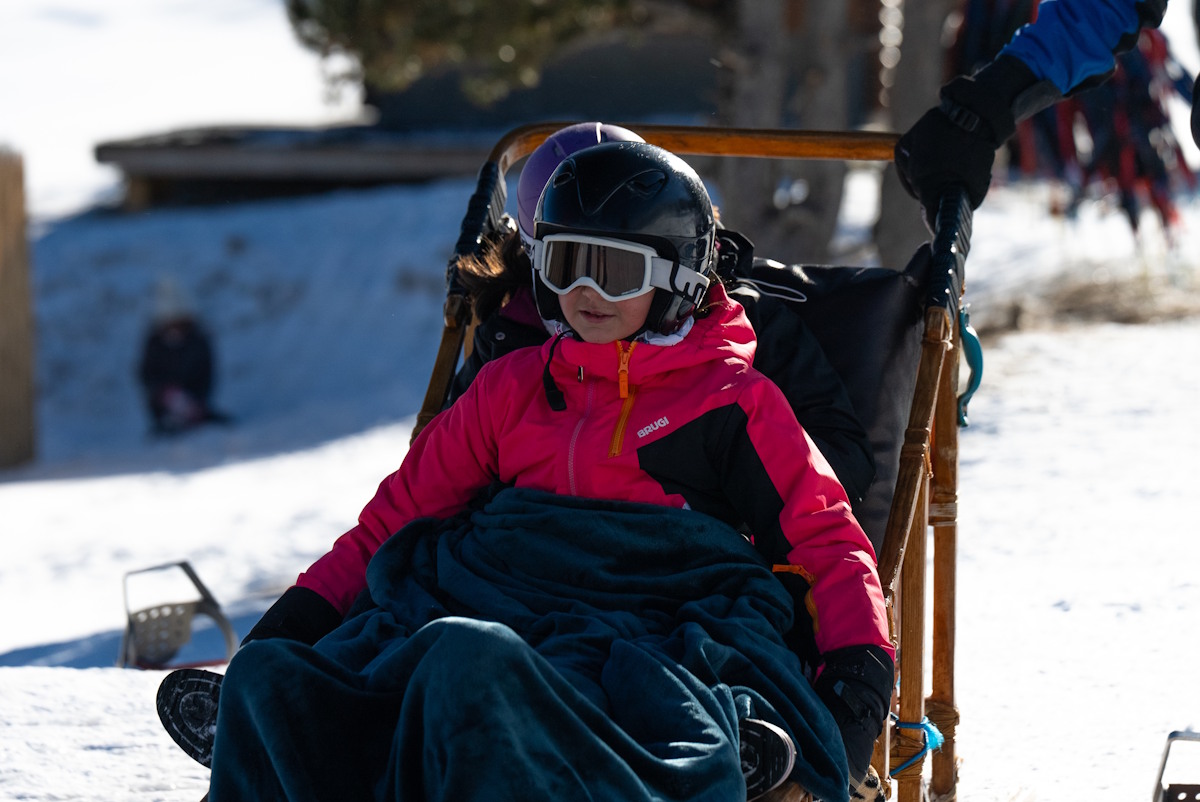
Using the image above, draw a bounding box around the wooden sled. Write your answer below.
[413,122,976,802]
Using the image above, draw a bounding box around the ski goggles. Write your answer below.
[530,233,710,305]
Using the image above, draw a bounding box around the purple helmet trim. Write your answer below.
[516,122,644,240]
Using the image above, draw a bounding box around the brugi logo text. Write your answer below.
[637,417,669,438]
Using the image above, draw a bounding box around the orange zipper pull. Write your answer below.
[615,341,636,399]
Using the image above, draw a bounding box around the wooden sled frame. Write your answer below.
[413,122,973,802]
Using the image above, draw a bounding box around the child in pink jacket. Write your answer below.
[206,142,893,802]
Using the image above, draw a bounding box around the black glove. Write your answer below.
[894,106,997,215]
[814,644,895,784]
[895,54,1049,214]
[241,585,344,646]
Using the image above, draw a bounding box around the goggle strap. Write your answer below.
[650,258,709,306]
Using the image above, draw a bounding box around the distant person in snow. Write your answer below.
[202,142,893,802]
[137,278,228,435]
[896,0,1198,220]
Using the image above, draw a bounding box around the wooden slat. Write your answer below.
[484,121,900,174]
[929,323,962,797]
[412,294,470,440]
[892,479,930,802]
[877,306,953,595]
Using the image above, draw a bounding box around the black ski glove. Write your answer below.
[895,54,1053,214]
[814,644,895,785]
[241,585,344,646]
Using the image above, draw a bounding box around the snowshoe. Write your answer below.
[740,717,797,800]
[1155,730,1200,802]
[119,560,237,670]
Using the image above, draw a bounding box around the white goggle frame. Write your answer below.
[530,233,710,305]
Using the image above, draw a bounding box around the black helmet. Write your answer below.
[532,141,716,336]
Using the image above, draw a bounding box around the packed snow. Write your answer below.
[3,1,1200,801]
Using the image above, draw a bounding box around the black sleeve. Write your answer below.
[447,314,550,407]
[241,585,345,647]
[637,401,859,679]
[734,287,876,506]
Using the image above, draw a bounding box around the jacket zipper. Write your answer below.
[567,379,594,495]
[609,342,637,457]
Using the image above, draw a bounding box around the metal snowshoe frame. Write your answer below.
[413,122,975,802]
[118,560,238,670]
[1155,730,1200,802]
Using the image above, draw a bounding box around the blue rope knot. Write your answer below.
[890,716,945,776]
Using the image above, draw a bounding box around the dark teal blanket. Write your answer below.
[209,487,848,802]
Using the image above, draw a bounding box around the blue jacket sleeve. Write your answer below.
[1001,0,1164,93]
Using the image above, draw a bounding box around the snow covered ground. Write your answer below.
[3,2,1200,801]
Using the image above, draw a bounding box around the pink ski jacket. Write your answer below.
[297,282,892,660]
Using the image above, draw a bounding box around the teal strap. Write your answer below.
[957,305,983,427]
[890,716,945,776]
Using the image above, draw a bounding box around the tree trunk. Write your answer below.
[0,149,35,467]
[874,0,957,268]
[714,0,850,264]
[778,0,849,263]
[713,0,788,243]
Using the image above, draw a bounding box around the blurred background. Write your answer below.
[1,0,1198,472]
